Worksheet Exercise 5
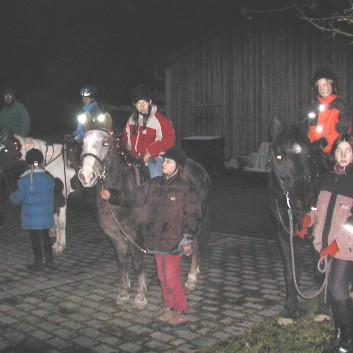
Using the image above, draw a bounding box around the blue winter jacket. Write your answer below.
[9,168,55,230]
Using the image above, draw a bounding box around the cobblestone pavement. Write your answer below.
[0,198,316,353]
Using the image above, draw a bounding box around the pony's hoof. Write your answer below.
[277,309,295,326]
[185,272,198,293]
[277,317,294,326]
[133,293,147,310]
[185,281,196,294]
[314,313,332,322]
[116,293,129,306]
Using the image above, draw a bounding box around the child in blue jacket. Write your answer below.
[10,148,55,272]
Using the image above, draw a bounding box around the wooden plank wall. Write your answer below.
[165,14,353,159]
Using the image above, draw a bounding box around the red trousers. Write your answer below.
[155,254,187,314]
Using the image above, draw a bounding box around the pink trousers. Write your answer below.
[155,254,188,314]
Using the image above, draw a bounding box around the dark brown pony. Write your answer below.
[77,113,211,308]
[268,120,330,325]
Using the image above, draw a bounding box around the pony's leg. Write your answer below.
[277,229,301,326]
[111,237,131,306]
[130,246,147,309]
[52,206,67,255]
[185,236,200,293]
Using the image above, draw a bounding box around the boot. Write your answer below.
[42,230,54,270]
[27,232,43,272]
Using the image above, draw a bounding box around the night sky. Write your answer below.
[0,1,238,105]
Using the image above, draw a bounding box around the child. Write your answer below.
[10,148,55,272]
[297,134,353,352]
[100,146,202,328]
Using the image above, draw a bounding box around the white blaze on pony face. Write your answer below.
[79,129,111,187]
[334,141,353,168]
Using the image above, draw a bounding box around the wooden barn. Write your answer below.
[153,12,353,168]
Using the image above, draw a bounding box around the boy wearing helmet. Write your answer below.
[123,85,176,178]
[100,147,201,328]
[72,85,102,142]
[9,148,55,272]
[305,68,351,155]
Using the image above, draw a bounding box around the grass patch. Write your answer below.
[199,300,335,353]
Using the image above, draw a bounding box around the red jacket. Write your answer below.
[307,95,351,154]
[123,105,175,159]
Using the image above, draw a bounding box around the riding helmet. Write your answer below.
[25,148,44,166]
[80,85,97,98]
[163,147,187,168]
[131,85,152,104]
[311,68,338,94]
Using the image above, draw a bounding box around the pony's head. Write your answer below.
[270,125,314,219]
[0,130,23,173]
[78,112,115,187]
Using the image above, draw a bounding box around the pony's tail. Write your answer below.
[54,177,66,216]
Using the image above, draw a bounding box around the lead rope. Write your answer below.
[99,167,180,255]
[285,192,331,301]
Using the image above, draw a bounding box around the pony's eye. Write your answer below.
[276,155,283,160]
[103,141,109,147]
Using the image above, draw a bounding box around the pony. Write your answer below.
[268,122,330,325]
[0,130,76,254]
[77,113,211,309]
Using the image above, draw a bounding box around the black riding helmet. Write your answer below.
[131,85,152,104]
[80,85,97,98]
[311,68,338,95]
[25,148,44,166]
[163,147,187,168]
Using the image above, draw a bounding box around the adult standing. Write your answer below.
[72,85,102,142]
[123,85,175,178]
[0,87,30,136]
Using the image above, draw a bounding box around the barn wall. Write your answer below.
[163,14,353,159]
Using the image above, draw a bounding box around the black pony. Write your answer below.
[77,113,212,309]
[268,122,330,325]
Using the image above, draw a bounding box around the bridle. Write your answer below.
[80,128,113,172]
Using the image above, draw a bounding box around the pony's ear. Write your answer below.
[8,128,15,139]
[268,115,283,142]
[95,112,113,131]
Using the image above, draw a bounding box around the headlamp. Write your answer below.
[97,114,105,122]
[78,114,87,124]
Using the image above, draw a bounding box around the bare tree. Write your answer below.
[241,0,353,39]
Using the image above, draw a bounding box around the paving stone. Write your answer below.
[0,197,318,352]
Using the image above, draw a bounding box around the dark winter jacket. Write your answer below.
[308,166,353,261]
[107,173,202,252]
[9,168,55,230]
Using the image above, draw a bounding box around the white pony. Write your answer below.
[1,132,75,254]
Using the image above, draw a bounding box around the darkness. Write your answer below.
[0,0,239,134]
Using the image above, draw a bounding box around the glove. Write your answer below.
[296,215,311,238]
[178,234,193,256]
[320,240,339,259]
[310,137,328,152]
